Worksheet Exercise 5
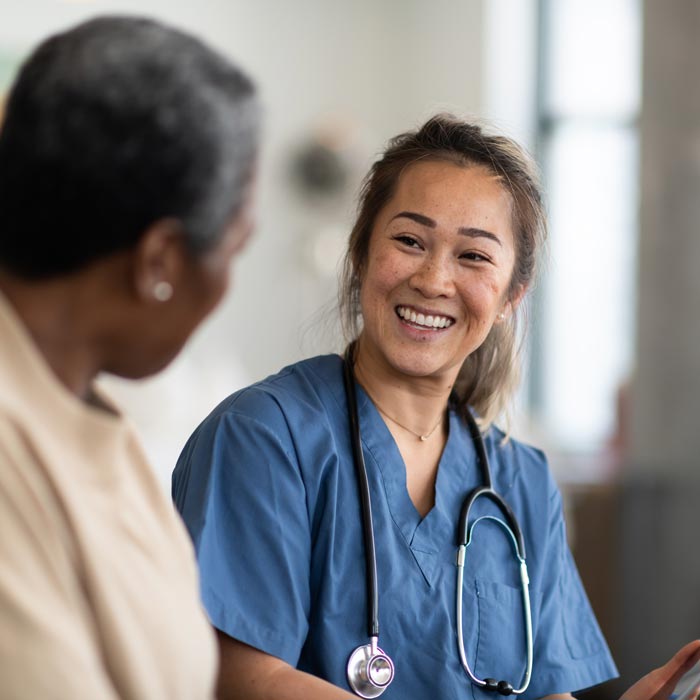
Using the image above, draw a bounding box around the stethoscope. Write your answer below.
[342,348,533,699]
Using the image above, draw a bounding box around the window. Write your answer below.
[535,0,642,450]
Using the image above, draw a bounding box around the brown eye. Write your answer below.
[460,251,491,263]
[394,235,422,249]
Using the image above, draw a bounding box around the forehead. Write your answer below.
[381,160,514,233]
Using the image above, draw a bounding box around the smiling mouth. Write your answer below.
[396,306,455,329]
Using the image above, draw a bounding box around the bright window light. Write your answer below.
[537,0,642,452]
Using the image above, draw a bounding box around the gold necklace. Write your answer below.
[372,400,445,442]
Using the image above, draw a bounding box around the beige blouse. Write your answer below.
[0,293,217,699]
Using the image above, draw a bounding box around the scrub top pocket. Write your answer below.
[471,579,535,697]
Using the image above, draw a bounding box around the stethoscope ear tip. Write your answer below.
[498,680,514,696]
[482,678,515,696]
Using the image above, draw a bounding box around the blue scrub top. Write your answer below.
[173,355,617,699]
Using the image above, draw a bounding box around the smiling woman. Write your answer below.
[355,161,520,398]
[340,117,544,430]
[171,115,619,700]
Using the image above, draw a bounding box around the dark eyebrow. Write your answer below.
[458,227,502,246]
[390,211,436,228]
[391,210,502,247]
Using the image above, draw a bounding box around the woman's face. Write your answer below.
[173,205,255,343]
[357,160,520,384]
[117,196,256,380]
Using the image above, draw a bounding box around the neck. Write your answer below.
[0,271,107,401]
[352,336,455,440]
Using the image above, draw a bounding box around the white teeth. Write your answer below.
[397,306,453,329]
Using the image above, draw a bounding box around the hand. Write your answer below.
[621,641,700,700]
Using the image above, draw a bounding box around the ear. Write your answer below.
[495,283,527,324]
[130,219,187,304]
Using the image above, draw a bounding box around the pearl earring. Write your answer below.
[153,281,173,302]
[497,312,506,321]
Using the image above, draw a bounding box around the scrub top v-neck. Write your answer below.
[356,383,473,587]
[173,354,617,699]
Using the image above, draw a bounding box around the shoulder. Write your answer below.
[480,423,556,500]
[0,412,75,564]
[0,413,45,496]
[173,358,347,540]
[174,355,346,495]
[0,412,25,460]
[201,354,344,432]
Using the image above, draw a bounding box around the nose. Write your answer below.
[408,254,455,298]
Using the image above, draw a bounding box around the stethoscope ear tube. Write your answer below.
[457,487,527,561]
[456,411,533,695]
[460,411,527,560]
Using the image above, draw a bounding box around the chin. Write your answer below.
[385,341,471,381]
[107,346,183,381]
[387,352,449,379]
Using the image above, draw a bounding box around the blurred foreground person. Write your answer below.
[0,16,259,699]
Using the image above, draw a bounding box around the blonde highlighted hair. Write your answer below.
[339,114,547,429]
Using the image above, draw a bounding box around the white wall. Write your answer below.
[0,0,485,486]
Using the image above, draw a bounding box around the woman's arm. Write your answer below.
[536,641,700,700]
[215,631,700,700]
[215,630,356,700]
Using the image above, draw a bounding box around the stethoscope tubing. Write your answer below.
[456,410,533,695]
[343,347,533,696]
[457,484,527,558]
[456,542,533,694]
[343,349,380,639]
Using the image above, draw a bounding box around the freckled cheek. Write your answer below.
[361,284,391,322]
[360,282,399,337]
[457,280,495,309]
[364,257,406,296]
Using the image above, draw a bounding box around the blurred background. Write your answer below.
[1,0,698,693]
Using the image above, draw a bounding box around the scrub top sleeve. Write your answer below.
[0,440,120,700]
[527,481,618,698]
[174,406,312,668]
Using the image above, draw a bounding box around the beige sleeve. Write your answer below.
[0,423,119,700]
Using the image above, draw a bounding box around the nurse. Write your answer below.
[173,115,664,699]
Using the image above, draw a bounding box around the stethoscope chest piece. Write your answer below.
[347,640,395,698]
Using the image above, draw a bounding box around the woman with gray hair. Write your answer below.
[0,16,259,699]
